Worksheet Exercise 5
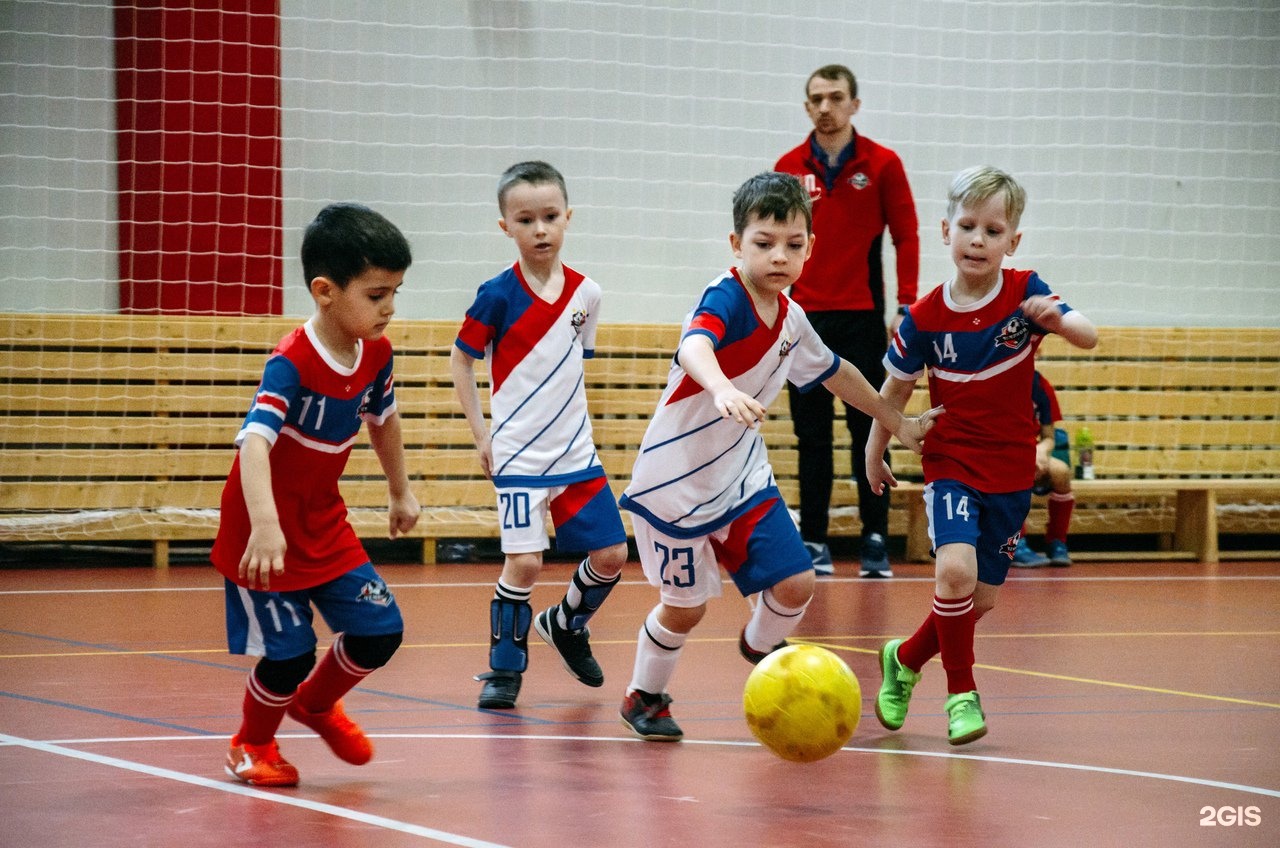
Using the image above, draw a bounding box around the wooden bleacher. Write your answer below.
[1,315,1277,566]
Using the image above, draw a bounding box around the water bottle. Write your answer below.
[1074,426,1095,480]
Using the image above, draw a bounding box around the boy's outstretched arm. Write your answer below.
[450,345,494,479]
[368,411,420,539]
[237,433,286,589]
[1022,296,1098,350]
[677,334,768,427]
[824,360,940,454]
[860,374,924,495]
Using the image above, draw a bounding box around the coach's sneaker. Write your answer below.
[875,638,921,731]
[476,670,522,709]
[286,698,373,765]
[859,533,892,578]
[534,606,604,687]
[803,540,834,576]
[620,689,683,741]
[1011,538,1051,568]
[1046,539,1073,567]
[226,736,299,787]
[945,691,988,745]
[738,626,787,665]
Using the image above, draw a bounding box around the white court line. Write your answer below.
[2,573,1277,596]
[19,732,1280,800]
[0,733,511,848]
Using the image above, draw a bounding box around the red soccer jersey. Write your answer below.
[774,132,919,313]
[885,269,1072,493]
[211,321,396,591]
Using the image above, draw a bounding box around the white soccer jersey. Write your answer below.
[620,269,839,537]
[455,262,606,488]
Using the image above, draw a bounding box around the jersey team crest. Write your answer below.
[994,316,1032,350]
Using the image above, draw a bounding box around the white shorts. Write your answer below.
[630,495,811,607]
[631,518,726,607]
[496,478,627,555]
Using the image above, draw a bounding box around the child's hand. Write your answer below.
[240,523,286,590]
[894,404,944,454]
[712,386,767,427]
[865,454,898,495]
[1035,443,1051,477]
[1021,296,1063,331]
[474,433,494,479]
[388,490,421,539]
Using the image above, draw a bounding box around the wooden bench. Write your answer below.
[2,315,1277,566]
[833,329,1280,563]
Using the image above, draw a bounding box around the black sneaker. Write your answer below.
[534,606,604,687]
[738,626,787,665]
[620,689,683,741]
[859,532,893,578]
[475,670,522,709]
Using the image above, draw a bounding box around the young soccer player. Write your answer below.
[617,171,941,741]
[452,161,629,710]
[867,166,1098,745]
[211,203,419,786]
[1012,370,1076,567]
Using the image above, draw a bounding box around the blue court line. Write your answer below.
[0,625,561,729]
[0,691,216,735]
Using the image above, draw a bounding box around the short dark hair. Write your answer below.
[497,160,568,214]
[733,172,813,235]
[300,203,411,288]
[807,64,857,100]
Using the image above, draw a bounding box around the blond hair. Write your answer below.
[946,166,1027,229]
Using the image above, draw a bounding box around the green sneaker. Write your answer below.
[945,691,988,745]
[875,638,922,731]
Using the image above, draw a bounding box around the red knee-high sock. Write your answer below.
[293,635,373,714]
[1046,492,1074,543]
[236,669,292,745]
[934,593,977,694]
[897,611,941,673]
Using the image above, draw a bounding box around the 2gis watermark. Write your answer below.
[1199,805,1262,827]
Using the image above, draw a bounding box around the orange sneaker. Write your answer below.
[286,699,373,765]
[225,736,299,787]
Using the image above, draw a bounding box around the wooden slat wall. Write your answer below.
[2,314,1278,563]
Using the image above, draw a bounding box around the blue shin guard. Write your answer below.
[563,567,620,633]
[489,597,531,672]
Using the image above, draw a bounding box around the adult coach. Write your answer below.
[775,64,920,578]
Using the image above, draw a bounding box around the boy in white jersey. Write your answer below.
[617,171,942,740]
[452,161,629,709]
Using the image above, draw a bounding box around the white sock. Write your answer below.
[743,588,808,653]
[627,606,687,695]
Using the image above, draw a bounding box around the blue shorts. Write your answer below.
[924,480,1032,587]
[632,494,810,606]
[495,476,627,555]
[224,562,404,658]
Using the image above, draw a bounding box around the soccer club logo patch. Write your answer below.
[993,316,1031,350]
[570,308,587,335]
[358,579,394,607]
[778,335,796,359]
[999,534,1020,560]
[848,172,870,190]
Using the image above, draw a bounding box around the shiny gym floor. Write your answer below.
[2,553,1277,848]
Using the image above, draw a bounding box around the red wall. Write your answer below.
[114,0,282,315]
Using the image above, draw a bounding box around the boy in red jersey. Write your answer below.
[866,166,1097,745]
[1012,370,1076,567]
[211,203,419,786]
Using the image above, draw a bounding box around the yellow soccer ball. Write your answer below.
[743,644,862,763]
